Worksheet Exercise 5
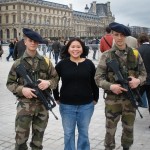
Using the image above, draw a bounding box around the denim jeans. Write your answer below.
[59,102,94,150]
[54,52,59,64]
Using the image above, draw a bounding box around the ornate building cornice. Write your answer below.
[0,0,70,10]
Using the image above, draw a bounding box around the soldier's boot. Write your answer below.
[15,143,28,150]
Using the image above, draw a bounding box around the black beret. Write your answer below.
[109,22,131,36]
[23,28,43,43]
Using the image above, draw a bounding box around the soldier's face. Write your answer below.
[112,31,126,48]
[24,37,39,51]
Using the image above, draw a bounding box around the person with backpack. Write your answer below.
[95,22,146,150]
[100,26,113,53]
[6,28,58,150]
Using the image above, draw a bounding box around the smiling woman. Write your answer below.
[53,37,99,150]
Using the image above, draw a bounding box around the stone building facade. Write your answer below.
[0,0,115,41]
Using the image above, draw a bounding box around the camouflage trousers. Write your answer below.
[104,98,136,150]
[15,99,49,150]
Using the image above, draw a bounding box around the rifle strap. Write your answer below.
[103,37,111,48]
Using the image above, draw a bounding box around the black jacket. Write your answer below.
[13,39,26,60]
[52,41,61,53]
[138,44,150,84]
[53,58,99,105]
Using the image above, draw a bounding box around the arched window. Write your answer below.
[6,29,10,40]
[13,28,17,38]
[40,29,43,37]
[0,29,3,39]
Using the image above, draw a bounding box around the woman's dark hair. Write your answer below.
[138,33,149,45]
[62,37,88,58]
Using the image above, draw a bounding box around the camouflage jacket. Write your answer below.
[95,45,147,91]
[6,51,59,98]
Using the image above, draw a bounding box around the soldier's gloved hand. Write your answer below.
[110,84,127,95]
[38,79,50,90]
[128,76,140,89]
[22,87,37,99]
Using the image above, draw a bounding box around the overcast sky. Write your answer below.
[47,0,150,28]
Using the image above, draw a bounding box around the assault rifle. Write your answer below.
[16,64,58,120]
[106,59,143,118]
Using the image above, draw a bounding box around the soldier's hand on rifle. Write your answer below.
[38,79,50,90]
[128,76,140,89]
[110,84,127,95]
[22,87,37,99]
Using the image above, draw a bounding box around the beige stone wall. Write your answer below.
[0,1,113,41]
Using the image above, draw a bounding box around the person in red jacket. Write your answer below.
[100,26,113,52]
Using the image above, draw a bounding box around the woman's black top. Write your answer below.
[53,58,99,105]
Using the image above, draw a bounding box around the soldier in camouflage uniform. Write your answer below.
[95,22,146,150]
[6,28,59,150]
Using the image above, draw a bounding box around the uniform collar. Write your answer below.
[112,44,130,52]
[112,44,131,56]
[22,50,43,60]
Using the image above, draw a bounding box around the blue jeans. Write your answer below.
[54,52,59,64]
[59,102,94,150]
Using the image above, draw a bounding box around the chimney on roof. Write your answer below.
[92,1,96,14]
[85,4,89,13]
[69,4,72,10]
[107,2,112,16]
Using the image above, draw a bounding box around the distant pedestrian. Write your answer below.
[47,39,54,59]
[13,39,26,60]
[42,39,48,56]
[59,39,69,60]
[138,33,150,119]
[95,22,146,150]
[91,39,98,60]
[100,26,113,52]
[0,44,4,58]
[52,38,61,64]
[6,39,15,61]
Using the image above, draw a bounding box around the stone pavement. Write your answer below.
[0,46,150,150]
